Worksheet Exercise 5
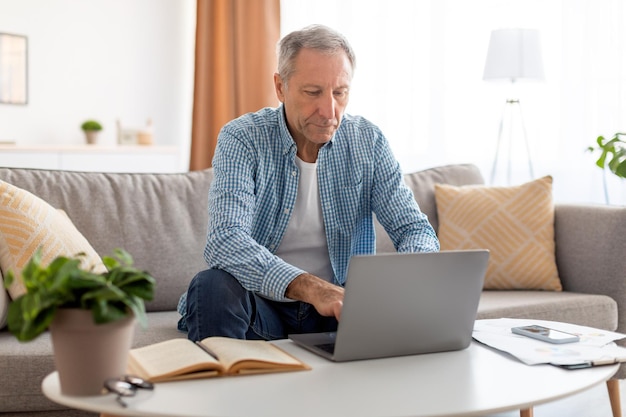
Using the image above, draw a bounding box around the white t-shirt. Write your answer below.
[275,157,334,283]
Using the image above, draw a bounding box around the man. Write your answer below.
[178,24,439,342]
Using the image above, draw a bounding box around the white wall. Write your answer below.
[0,0,195,170]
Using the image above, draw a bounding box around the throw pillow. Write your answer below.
[434,176,561,291]
[0,180,106,298]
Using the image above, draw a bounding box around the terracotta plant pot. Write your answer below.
[84,130,99,145]
[49,309,135,396]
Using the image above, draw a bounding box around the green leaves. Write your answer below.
[588,133,626,179]
[3,248,156,342]
[80,120,103,132]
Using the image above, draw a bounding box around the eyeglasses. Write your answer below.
[103,375,154,407]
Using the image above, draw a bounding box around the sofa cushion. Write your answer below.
[0,180,106,298]
[478,291,618,332]
[0,168,214,312]
[435,176,561,291]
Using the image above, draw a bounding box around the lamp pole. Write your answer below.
[483,28,544,185]
[489,98,535,185]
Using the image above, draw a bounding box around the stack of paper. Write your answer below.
[473,318,626,369]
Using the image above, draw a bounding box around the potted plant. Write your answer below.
[81,119,103,145]
[588,133,626,204]
[3,248,155,396]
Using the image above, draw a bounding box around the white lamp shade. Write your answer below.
[483,28,545,82]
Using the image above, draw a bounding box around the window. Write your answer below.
[280,0,626,204]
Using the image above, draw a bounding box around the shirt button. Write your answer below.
[269,244,275,250]
[292,171,296,176]
[284,208,289,214]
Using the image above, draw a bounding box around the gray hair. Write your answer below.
[277,24,356,83]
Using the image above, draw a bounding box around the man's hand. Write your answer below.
[285,273,344,321]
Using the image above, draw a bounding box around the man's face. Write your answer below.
[274,48,352,151]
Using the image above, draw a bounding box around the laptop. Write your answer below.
[288,249,489,362]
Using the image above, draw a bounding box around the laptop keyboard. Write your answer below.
[316,343,336,354]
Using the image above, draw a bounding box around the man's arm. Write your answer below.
[206,127,309,301]
[371,132,439,253]
[285,273,344,320]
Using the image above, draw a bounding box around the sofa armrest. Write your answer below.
[555,203,626,332]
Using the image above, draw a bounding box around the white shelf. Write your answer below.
[0,145,183,173]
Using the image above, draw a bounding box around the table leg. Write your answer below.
[607,379,622,417]
[520,408,533,417]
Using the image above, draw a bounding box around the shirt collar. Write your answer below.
[277,105,297,156]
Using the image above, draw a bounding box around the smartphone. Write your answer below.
[511,325,580,344]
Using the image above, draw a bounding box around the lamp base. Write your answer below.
[490,98,535,186]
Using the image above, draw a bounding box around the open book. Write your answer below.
[128,337,311,382]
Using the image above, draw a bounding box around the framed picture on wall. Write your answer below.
[0,33,28,105]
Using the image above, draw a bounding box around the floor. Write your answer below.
[486,379,623,417]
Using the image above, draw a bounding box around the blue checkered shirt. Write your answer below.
[203,106,439,302]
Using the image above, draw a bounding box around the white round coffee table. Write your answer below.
[42,340,618,417]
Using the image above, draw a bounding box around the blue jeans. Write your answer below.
[180,269,338,342]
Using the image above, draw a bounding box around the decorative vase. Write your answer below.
[49,309,135,396]
[137,130,153,145]
[601,171,626,206]
[84,131,99,145]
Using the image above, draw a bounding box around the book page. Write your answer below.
[129,338,223,382]
[200,337,308,374]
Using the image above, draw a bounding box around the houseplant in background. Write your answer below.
[588,133,626,204]
[3,248,155,396]
[80,119,103,145]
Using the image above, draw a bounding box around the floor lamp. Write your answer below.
[483,28,545,185]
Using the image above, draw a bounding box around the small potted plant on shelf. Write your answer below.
[3,248,155,396]
[588,133,626,204]
[81,119,103,145]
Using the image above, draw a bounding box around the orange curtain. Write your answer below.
[189,0,281,171]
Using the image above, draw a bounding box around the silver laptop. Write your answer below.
[288,250,489,362]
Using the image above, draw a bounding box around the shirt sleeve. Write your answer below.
[370,131,440,253]
[203,129,303,301]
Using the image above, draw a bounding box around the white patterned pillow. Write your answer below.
[0,180,106,298]
[434,176,561,290]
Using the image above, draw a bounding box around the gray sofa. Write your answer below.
[1,163,625,416]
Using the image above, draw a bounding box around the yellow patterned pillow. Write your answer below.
[0,180,106,298]
[434,176,561,290]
